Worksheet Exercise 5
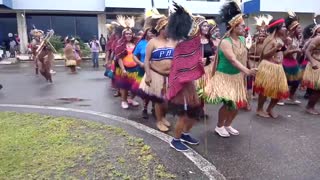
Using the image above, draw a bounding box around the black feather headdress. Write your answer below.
[219,0,243,29]
[167,2,193,41]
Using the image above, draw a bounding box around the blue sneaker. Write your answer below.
[180,133,199,145]
[170,139,189,152]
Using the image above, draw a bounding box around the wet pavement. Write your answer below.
[0,61,319,180]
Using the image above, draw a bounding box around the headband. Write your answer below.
[268,18,285,29]
[288,20,300,31]
[229,14,244,27]
[155,17,168,32]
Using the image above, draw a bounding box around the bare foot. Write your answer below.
[306,108,320,115]
[162,118,171,127]
[156,121,169,132]
[256,110,270,118]
[268,110,279,119]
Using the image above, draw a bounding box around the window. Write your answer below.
[0,13,17,48]
[26,14,98,42]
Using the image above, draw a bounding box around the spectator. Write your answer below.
[89,35,100,68]
[14,34,20,55]
[99,34,106,52]
[9,39,16,58]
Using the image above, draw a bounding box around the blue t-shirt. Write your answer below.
[133,39,148,63]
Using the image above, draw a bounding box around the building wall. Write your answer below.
[11,0,105,11]
[260,0,317,13]
[105,0,226,15]
[26,14,98,42]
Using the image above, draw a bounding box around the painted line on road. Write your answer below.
[0,104,225,180]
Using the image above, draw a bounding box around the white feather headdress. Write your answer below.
[254,14,273,29]
[116,16,135,29]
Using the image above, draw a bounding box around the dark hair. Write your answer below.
[285,14,299,31]
[267,19,284,34]
[303,23,315,40]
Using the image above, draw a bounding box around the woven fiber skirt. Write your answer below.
[254,60,289,99]
[65,59,77,67]
[195,63,213,90]
[283,58,302,87]
[114,66,143,91]
[200,71,247,110]
[136,69,167,103]
[169,81,202,119]
[302,62,320,90]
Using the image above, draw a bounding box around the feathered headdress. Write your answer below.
[167,2,193,40]
[167,2,205,40]
[220,0,243,29]
[285,11,300,31]
[116,16,135,33]
[144,8,166,31]
[254,14,273,30]
[207,19,217,28]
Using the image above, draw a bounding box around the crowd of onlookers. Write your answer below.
[0,33,21,59]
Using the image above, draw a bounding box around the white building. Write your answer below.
[0,0,224,53]
[0,0,318,53]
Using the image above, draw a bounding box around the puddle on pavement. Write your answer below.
[78,104,91,107]
[57,98,88,103]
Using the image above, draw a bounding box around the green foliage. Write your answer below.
[49,35,64,53]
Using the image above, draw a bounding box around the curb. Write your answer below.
[0,104,226,180]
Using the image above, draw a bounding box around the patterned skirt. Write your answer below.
[302,62,320,90]
[169,81,202,119]
[114,65,143,92]
[136,69,168,103]
[200,71,247,110]
[283,58,302,87]
[254,60,289,99]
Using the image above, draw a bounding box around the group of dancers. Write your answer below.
[104,0,320,152]
[27,0,320,152]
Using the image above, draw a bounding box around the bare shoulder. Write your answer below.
[220,39,231,48]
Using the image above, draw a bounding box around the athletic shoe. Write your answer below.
[215,126,230,137]
[181,133,199,145]
[225,126,240,136]
[170,139,189,152]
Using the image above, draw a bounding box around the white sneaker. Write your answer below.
[76,66,81,70]
[121,101,129,109]
[277,101,285,106]
[128,99,139,106]
[215,126,230,137]
[50,70,56,74]
[225,126,240,136]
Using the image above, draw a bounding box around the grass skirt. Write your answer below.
[169,82,201,119]
[283,58,302,87]
[136,69,167,103]
[302,62,320,90]
[199,71,247,110]
[195,63,213,90]
[65,59,77,67]
[254,60,289,99]
[114,66,143,92]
